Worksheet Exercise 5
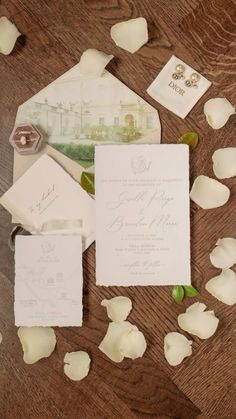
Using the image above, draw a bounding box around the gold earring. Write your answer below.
[185,73,200,88]
[172,64,185,80]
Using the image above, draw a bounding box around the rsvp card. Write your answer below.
[14,235,83,327]
[95,145,191,286]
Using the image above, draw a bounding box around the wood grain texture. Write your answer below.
[0,0,236,418]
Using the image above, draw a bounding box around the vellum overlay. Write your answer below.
[95,144,191,286]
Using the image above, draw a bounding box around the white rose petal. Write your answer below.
[212,148,236,179]
[204,98,235,129]
[206,269,236,306]
[178,302,219,339]
[190,175,230,209]
[210,238,236,269]
[101,296,132,323]
[99,321,138,363]
[118,329,147,360]
[79,49,113,78]
[164,332,192,366]
[17,327,56,364]
[110,17,148,53]
[64,351,91,381]
[0,17,21,55]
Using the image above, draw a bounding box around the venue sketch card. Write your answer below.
[95,144,191,286]
[14,235,83,327]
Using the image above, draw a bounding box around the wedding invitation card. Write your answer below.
[14,235,83,326]
[95,144,191,286]
[0,155,95,251]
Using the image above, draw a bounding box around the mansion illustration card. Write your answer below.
[95,144,191,286]
[15,64,161,177]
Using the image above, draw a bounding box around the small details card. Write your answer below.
[95,144,191,286]
[14,235,83,326]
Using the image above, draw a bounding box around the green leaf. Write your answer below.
[178,132,199,149]
[81,172,95,195]
[183,285,199,297]
[172,286,184,303]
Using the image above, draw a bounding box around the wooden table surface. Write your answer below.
[0,1,236,418]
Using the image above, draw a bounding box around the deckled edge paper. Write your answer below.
[95,144,191,286]
[14,235,83,327]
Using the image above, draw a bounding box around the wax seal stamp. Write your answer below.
[9,123,43,155]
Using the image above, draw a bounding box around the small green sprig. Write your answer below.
[172,285,199,303]
[81,172,95,195]
[177,132,199,149]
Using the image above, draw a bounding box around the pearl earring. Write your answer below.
[172,64,185,80]
[185,73,200,88]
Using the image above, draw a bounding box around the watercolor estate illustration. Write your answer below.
[16,65,161,168]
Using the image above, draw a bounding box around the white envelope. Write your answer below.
[0,154,95,251]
